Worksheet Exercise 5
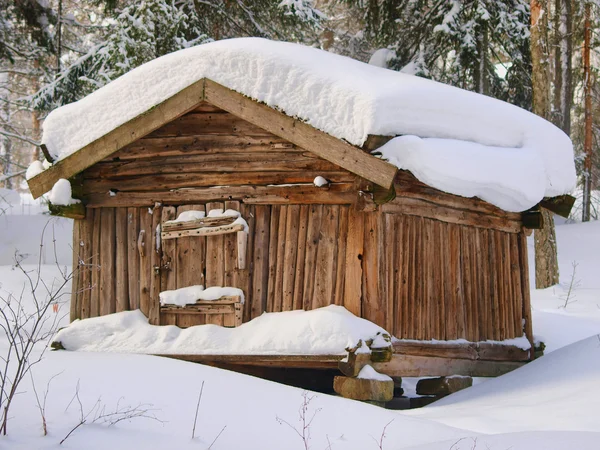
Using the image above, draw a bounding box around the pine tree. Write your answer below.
[342,0,532,108]
[34,0,324,110]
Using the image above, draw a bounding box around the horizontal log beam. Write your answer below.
[84,183,357,207]
[372,354,525,377]
[381,197,522,233]
[156,354,344,369]
[81,171,355,194]
[392,340,531,362]
[48,202,85,219]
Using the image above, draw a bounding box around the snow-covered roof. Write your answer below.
[39,38,576,212]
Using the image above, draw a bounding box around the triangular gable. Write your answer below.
[27,79,398,199]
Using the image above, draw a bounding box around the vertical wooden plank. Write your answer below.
[149,204,162,325]
[273,206,287,312]
[494,230,507,340]
[431,220,443,340]
[115,208,129,313]
[401,215,411,339]
[282,205,300,311]
[303,205,322,310]
[441,222,455,340]
[392,215,404,339]
[127,207,140,311]
[343,207,363,317]
[407,216,417,339]
[202,201,226,326]
[510,233,524,338]
[239,203,254,322]
[488,229,501,340]
[313,205,339,309]
[160,206,177,294]
[79,212,93,319]
[70,220,82,321]
[461,226,475,341]
[176,204,206,289]
[292,205,309,310]
[362,211,383,326]
[224,200,240,288]
[266,205,280,312]
[138,207,153,319]
[333,206,349,307]
[99,208,116,316]
[423,219,434,340]
[384,213,396,334]
[414,217,425,340]
[518,233,534,357]
[478,228,492,340]
[90,208,101,318]
[251,205,270,318]
[469,227,481,341]
[502,232,516,338]
[205,202,225,289]
[449,223,465,339]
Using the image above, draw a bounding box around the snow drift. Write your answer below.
[53,305,389,355]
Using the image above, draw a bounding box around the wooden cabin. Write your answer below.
[28,76,559,379]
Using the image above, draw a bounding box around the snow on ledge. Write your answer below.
[52,305,389,356]
[159,285,245,306]
[40,38,575,210]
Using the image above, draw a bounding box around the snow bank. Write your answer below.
[408,335,600,435]
[40,38,575,211]
[159,285,244,306]
[53,305,388,355]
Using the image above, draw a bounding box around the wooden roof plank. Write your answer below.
[203,79,398,189]
[27,78,207,198]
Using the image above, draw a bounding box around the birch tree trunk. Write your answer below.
[531,0,560,288]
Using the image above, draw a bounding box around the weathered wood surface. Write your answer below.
[27,78,206,198]
[71,200,529,352]
[84,183,357,208]
[372,354,525,377]
[392,341,530,362]
[204,79,397,189]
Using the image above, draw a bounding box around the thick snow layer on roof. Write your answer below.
[41,37,575,209]
[53,305,389,355]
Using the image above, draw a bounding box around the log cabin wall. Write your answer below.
[70,102,531,343]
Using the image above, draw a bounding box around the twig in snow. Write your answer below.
[191,380,205,439]
[60,381,163,445]
[208,425,227,449]
[30,370,63,436]
[276,390,321,450]
[560,261,580,308]
[370,419,394,450]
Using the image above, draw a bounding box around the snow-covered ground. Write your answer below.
[1,218,599,449]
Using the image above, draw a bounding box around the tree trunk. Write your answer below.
[531,0,560,288]
[582,2,593,222]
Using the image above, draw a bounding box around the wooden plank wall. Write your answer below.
[72,204,528,341]
[72,206,162,325]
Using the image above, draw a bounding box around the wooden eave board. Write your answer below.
[27,78,398,198]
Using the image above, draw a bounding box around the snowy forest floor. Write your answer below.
[1,220,600,449]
